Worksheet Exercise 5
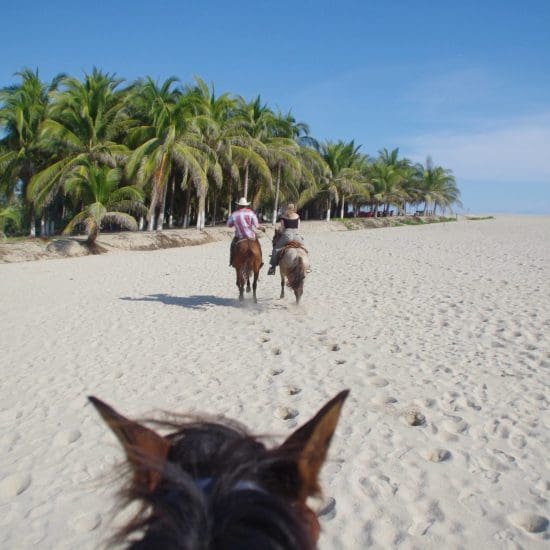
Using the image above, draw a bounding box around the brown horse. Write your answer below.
[89,390,349,549]
[233,238,263,302]
[279,243,310,304]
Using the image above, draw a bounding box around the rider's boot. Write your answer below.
[267,265,276,275]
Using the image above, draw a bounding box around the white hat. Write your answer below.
[236,197,251,206]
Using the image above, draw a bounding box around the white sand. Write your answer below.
[1,215,549,549]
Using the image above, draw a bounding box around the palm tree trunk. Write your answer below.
[40,212,46,237]
[243,163,249,200]
[340,195,345,219]
[326,199,331,222]
[272,164,281,225]
[196,193,206,230]
[168,175,176,228]
[211,192,218,226]
[86,221,99,246]
[156,183,168,231]
[183,184,191,227]
[29,204,36,237]
[147,186,157,231]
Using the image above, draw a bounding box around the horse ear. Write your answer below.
[279,390,349,501]
[88,396,170,492]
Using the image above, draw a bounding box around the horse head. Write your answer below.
[89,390,349,549]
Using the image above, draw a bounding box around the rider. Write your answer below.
[227,197,264,267]
[267,203,305,275]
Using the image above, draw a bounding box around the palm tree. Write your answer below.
[233,95,273,201]
[0,204,21,237]
[0,68,63,236]
[375,148,416,214]
[63,160,145,247]
[368,161,406,216]
[317,140,366,221]
[416,157,461,215]
[263,110,323,223]
[126,78,212,230]
[27,69,129,215]
[184,77,243,225]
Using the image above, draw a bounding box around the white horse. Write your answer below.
[278,244,310,304]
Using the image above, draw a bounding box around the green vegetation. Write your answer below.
[1,69,462,240]
[466,215,495,221]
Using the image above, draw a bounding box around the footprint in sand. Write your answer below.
[369,376,389,388]
[403,410,426,426]
[316,496,336,520]
[269,367,284,376]
[285,385,301,395]
[442,417,469,434]
[73,512,102,532]
[371,394,397,406]
[54,429,82,446]
[359,474,398,498]
[423,448,451,463]
[508,511,549,534]
[0,473,31,498]
[271,347,282,356]
[274,407,299,420]
[408,519,434,536]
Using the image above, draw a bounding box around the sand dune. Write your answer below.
[0,215,549,548]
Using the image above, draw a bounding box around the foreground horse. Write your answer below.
[279,243,310,304]
[89,390,349,549]
[233,238,262,302]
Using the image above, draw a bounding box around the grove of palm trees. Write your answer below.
[0,69,461,242]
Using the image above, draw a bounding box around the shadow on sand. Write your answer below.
[120,293,242,310]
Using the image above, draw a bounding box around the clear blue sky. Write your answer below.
[2,0,549,213]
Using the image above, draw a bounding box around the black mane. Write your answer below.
[118,421,314,550]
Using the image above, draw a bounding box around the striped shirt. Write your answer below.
[227,208,259,239]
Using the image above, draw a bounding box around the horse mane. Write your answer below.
[90,391,349,549]
[112,418,315,550]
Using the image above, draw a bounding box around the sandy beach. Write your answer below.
[0,215,549,549]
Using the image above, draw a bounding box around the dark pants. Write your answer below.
[229,237,238,266]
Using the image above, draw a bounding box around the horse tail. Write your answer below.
[241,244,253,279]
[286,253,305,289]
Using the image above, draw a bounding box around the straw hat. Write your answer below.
[236,197,251,206]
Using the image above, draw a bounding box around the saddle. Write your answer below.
[279,241,308,260]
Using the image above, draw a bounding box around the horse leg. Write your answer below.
[252,270,259,303]
[246,274,251,293]
[280,272,285,299]
[295,281,303,305]
[236,270,244,301]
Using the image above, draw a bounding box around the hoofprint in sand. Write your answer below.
[0,215,548,549]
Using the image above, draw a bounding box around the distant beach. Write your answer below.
[0,215,549,548]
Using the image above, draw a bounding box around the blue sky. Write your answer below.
[2,0,549,213]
